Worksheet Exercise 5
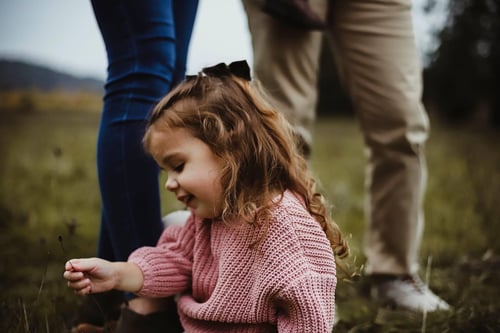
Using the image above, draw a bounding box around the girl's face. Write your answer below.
[148,126,225,219]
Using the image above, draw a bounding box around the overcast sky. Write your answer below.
[0,0,448,80]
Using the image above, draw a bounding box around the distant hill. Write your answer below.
[0,59,104,94]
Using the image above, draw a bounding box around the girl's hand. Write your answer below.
[63,258,144,295]
[63,258,117,295]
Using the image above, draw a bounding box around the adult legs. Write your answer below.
[242,0,325,155]
[246,0,427,276]
[73,0,198,330]
[93,0,175,264]
[328,0,448,311]
[327,0,428,276]
[94,0,198,264]
[244,0,448,312]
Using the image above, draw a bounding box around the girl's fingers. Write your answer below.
[72,285,92,296]
[64,259,97,295]
[65,260,75,271]
[67,278,91,291]
[63,270,84,281]
[65,258,97,272]
[78,285,92,295]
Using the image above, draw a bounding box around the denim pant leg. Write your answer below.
[91,0,198,262]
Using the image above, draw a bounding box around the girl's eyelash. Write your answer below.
[174,163,184,172]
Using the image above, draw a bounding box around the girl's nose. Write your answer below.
[165,176,178,191]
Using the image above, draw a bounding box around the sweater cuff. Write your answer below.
[128,224,193,297]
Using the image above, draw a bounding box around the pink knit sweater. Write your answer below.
[129,191,337,332]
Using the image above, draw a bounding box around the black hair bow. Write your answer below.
[197,60,251,81]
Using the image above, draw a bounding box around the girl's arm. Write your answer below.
[275,273,336,332]
[63,258,143,295]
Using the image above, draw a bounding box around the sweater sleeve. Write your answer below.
[128,215,196,297]
[275,272,336,333]
[268,192,337,332]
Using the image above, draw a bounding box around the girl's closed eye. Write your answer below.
[173,163,185,173]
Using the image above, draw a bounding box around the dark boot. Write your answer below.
[71,290,125,329]
[114,305,183,333]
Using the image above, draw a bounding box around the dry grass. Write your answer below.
[0,112,499,332]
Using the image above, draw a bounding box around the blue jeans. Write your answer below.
[91,0,199,262]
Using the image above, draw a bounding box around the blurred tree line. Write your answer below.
[317,0,500,128]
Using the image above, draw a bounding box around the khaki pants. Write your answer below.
[243,0,429,275]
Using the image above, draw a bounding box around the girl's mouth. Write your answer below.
[180,195,193,207]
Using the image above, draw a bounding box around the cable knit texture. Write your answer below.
[129,191,337,332]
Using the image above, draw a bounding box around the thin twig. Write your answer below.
[421,256,432,333]
[37,252,49,302]
[22,300,30,332]
[45,313,50,333]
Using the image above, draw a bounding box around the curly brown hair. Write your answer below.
[143,62,348,259]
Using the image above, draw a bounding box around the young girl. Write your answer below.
[64,60,349,333]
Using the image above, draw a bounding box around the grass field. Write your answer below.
[1,111,499,332]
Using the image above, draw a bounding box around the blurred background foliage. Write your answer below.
[0,90,102,114]
[424,0,500,126]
